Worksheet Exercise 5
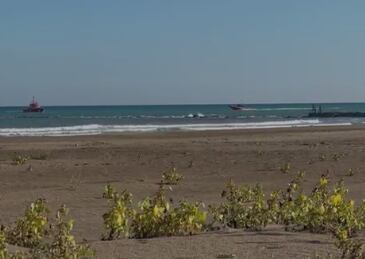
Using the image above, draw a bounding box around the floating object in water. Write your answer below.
[228,104,254,111]
[186,113,205,118]
[23,97,44,113]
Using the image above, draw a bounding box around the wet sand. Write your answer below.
[2,126,365,258]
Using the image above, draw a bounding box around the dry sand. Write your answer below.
[2,126,365,258]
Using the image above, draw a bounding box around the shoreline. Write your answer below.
[1,124,365,140]
[0,122,364,138]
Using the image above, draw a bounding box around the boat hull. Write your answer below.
[229,105,254,111]
[23,108,44,113]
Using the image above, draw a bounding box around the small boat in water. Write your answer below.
[228,104,253,111]
[186,113,205,118]
[23,97,44,113]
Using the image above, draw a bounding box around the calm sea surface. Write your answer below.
[0,103,364,136]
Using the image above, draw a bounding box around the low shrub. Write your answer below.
[131,185,206,238]
[3,200,94,259]
[0,228,7,259]
[6,199,49,248]
[11,154,29,166]
[103,176,207,240]
[280,163,291,174]
[209,180,269,230]
[161,167,184,185]
[102,185,134,240]
[33,205,95,259]
[211,173,365,258]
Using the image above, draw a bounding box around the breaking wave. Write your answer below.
[0,119,352,137]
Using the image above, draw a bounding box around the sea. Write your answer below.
[0,103,364,136]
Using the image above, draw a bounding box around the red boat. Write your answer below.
[23,97,44,113]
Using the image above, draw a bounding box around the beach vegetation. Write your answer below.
[6,199,49,248]
[280,163,291,174]
[346,168,355,177]
[102,185,134,240]
[209,180,269,230]
[100,171,365,256]
[3,168,365,257]
[102,176,207,240]
[0,228,7,259]
[280,176,365,236]
[210,173,365,258]
[333,153,342,161]
[319,154,326,161]
[11,154,29,166]
[32,205,95,259]
[161,167,184,185]
[131,184,206,238]
[2,200,94,258]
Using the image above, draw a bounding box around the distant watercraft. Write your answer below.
[23,97,44,113]
[228,104,253,111]
[186,113,205,118]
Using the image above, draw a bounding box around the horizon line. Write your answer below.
[1,101,365,108]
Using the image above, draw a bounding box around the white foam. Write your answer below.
[0,119,353,137]
[257,108,311,111]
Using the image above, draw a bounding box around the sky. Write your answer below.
[1,1,365,106]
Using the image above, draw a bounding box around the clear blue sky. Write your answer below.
[1,1,365,106]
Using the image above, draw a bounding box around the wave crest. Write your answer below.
[0,119,353,137]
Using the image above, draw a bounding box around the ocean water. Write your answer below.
[0,103,364,136]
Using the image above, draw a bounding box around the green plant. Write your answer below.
[43,205,94,258]
[302,179,362,233]
[267,172,306,228]
[0,233,24,259]
[210,180,269,230]
[102,184,134,240]
[6,199,49,248]
[131,185,206,238]
[103,174,207,240]
[346,169,355,177]
[271,175,365,257]
[4,200,93,258]
[11,154,29,166]
[333,153,341,161]
[131,185,172,238]
[0,228,7,259]
[333,228,363,259]
[168,200,207,236]
[209,173,365,258]
[280,163,291,174]
[162,167,184,185]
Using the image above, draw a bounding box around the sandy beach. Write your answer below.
[1,126,365,258]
